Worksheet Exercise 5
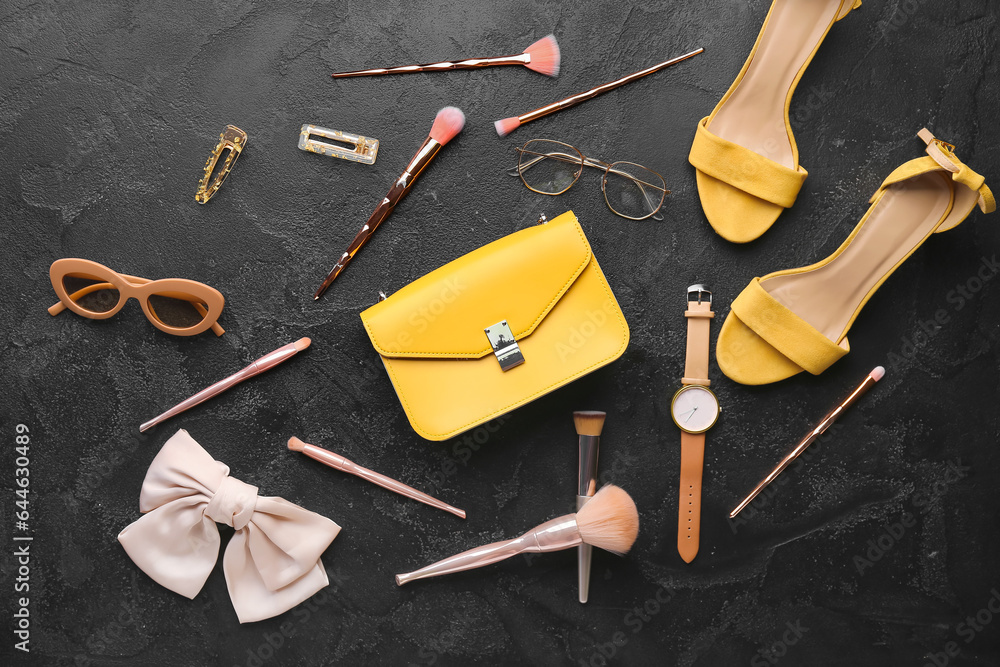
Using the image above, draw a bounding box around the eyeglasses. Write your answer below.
[507,139,669,220]
[48,259,226,337]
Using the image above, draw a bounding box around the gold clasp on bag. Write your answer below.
[484,320,525,371]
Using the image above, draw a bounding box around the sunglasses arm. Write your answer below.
[48,282,116,316]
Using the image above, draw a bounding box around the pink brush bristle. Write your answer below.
[523,34,560,77]
[575,484,639,556]
[428,106,465,145]
[494,116,521,138]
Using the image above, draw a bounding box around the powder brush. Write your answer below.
[332,35,560,78]
[395,484,638,586]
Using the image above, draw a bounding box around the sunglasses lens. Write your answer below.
[604,162,666,220]
[62,274,122,313]
[518,140,582,195]
[146,293,210,329]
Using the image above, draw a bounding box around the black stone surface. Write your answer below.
[2,1,999,665]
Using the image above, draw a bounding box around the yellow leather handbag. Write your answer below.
[360,211,630,441]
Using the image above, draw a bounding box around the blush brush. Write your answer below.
[395,484,638,586]
[332,35,560,78]
[313,106,465,299]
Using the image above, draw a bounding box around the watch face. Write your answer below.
[670,385,720,434]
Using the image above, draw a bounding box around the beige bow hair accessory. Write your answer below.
[118,429,341,623]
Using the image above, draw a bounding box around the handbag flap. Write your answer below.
[361,211,592,358]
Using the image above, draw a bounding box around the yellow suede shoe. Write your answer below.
[689,0,861,243]
[717,129,995,385]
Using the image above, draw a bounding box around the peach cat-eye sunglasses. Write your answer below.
[48,259,226,337]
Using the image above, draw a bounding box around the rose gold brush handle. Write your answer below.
[518,48,703,124]
[333,54,530,78]
[395,515,582,586]
[139,339,311,432]
[313,137,442,299]
[324,451,467,519]
[292,439,466,519]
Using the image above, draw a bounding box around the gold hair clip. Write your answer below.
[298,124,379,165]
[196,125,248,204]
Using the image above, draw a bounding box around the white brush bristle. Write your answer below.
[428,106,465,145]
[494,116,520,137]
[870,366,885,381]
[576,484,639,555]
[523,34,560,77]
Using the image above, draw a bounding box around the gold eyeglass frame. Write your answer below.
[508,139,669,221]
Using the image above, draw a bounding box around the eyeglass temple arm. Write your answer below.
[49,282,226,337]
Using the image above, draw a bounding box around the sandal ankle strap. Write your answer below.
[918,128,996,214]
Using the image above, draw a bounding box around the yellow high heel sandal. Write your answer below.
[716,129,995,385]
[689,0,861,243]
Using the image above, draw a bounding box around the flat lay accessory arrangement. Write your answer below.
[21,0,997,659]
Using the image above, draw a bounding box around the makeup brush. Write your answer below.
[494,48,703,137]
[395,484,638,586]
[332,34,560,78]
[313,106,466,299]
[288,437,466,519]
[573,410,605,604]
[139,338,311,432]
[729,366,886,519]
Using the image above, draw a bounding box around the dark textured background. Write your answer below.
[2,1,999,665]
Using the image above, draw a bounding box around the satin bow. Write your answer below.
[118,429,341,623]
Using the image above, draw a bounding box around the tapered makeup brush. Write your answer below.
[494,48,703,137]
[313,106,466,299]
[729,367,886,519]
[395,484,638,586]
[573,410,605,604]
[139,338,311,432]
[288,437,466,519]
[332,35,560,78]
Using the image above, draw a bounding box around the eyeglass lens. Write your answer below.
[62,274,121,314]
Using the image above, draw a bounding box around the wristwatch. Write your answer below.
[670,284,719,563]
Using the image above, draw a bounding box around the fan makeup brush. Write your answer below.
[332,35,560,78]
[495,47,703,137]
[395,484,638,586]
[573,410,605,604]
[313,106,465,299]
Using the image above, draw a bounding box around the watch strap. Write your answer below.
[682,298,714,386]
[678,430,704,563]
